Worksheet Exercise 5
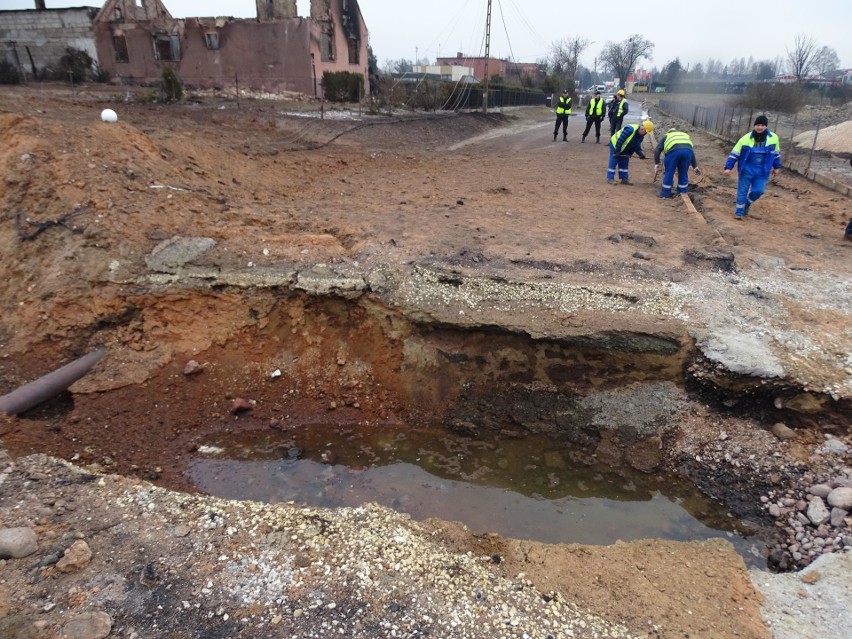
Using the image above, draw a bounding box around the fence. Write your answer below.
[658,98,852,195]
[442,86,547,111]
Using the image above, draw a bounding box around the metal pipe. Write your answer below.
[0,348,106,416]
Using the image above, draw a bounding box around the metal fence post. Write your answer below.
[807,114,821,173]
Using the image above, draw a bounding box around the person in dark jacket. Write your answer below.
[607,120,654,185]
[582,91,606,143]
[608,90,628,135]
[553,89,572,141]
[723,115,782,219]
[654,128,700,198]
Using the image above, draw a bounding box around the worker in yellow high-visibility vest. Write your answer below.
[581,90,606,143]
[608,89,628,135]
[654,128,700,198]
[552,89,572,142]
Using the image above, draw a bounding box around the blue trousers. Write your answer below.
[659,148,693,197]
[607,145,630,180]
[736,163,769,215]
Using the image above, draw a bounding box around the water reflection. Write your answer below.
[188,424,758,554]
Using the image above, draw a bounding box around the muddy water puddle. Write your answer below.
[188,423,760,558]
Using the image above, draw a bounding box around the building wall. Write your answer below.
[92,0,369,98]
[309,0,370,98]
[94,19,314,94]
[437,56,507,81]
[182,20,313,94]
[0,8,99,80]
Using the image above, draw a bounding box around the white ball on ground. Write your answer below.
[100,109,118,123]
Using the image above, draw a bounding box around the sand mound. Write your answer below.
[793,120,852,154]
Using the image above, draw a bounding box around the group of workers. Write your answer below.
[553,89,783,219]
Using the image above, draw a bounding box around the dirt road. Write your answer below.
[0,86,850,639]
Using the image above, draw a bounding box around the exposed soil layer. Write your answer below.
[0,85,851,639]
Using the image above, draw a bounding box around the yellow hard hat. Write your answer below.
[641,120,654,133]
[616,89,625,96]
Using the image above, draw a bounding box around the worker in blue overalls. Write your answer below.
[607,120,653,185]
[723,115,782,219]
[654,128,700,198]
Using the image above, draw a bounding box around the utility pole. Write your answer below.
[483,0,492,113]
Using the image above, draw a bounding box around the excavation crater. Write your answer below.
[1,291,793,565]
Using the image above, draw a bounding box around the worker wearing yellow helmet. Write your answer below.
[607,120,654,185]
[608,89,629,135]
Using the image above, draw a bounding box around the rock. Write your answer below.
[624,436,663,473]
[56,540,92,572]
[768,504,781,517]
[807,497,831,526]
[818,438,849,455]
[808,484,833,498]
[593,431,623,467]
[785,393,826,414]
[830,508,848,528]
[145,236,216,273]
[230,398,253,414]
[771,423,796,441]
[827,487,852,510]
[62,611,113,639]
[0,527,38,559]
[183,359,203,375]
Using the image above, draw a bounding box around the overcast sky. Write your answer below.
[8,0,852,73]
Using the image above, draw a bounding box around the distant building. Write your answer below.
[436,52,543,85]
[412,64,475,83]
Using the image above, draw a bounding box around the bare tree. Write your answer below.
[546,36,591,90]
[786,34,818,82]
[598,34,654,90]
[811,46,840,76]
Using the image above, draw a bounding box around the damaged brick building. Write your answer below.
[91,0,370,97]
[1,2,369,96]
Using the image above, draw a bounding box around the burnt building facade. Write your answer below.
[92,0,369,96]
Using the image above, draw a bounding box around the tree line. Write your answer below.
[375,33,843,93]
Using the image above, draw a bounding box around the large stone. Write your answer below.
[56,540,92,573]
[624,436,663,473]
[61,611,113,639]
[770,422,796,441]
[827,487,852,510]
[0,527,38,559]
[145,236,216,273]
[807,497,831,526]
[593,430,623,467]
[830,508,848,528]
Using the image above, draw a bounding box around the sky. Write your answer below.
[7,0,852,74]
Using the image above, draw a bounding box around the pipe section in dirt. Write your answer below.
[0,348,106,416]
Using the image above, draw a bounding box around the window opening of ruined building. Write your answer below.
[347,38,359,64]
[113,35,129,63]
[153,34,180,62]
[136,0,143,7]
[320,24,334,61]
[205,33,219,50]
[114,8,123,20]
